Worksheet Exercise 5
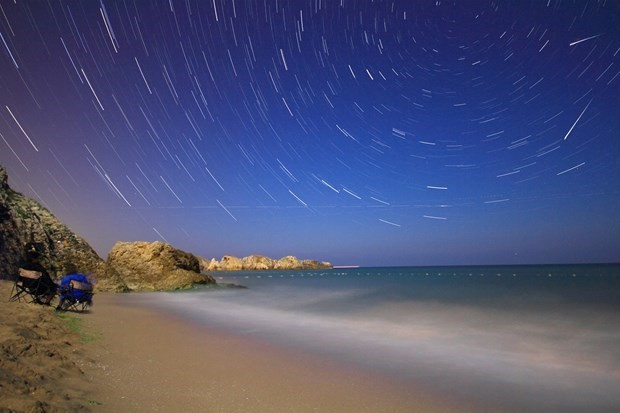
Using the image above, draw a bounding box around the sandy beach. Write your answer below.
[1,280,475,413]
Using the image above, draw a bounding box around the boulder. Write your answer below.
[107,241,215,291]
[0,165,127,291]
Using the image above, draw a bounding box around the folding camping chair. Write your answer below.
[57,280,93,312]
[8,268,55,304]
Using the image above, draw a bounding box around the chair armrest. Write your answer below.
[18,268,42,279]
[70,280,93,291]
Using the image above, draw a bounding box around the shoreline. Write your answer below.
[1,280,493,412]
[82,292,472,412]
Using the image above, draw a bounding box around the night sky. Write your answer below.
[1,1,618,267]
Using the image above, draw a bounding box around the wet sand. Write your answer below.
[82,292,469,412]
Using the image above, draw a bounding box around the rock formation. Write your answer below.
[275,256,332,270]
[203,257,221,271]
[242,255,276,270]
[198,253,332,271]
[274,255,301,269]
[302,259,332,269]
[0,165,127,291]
[219,255,244,270]
[0,165,330,292]
[107,241,215,291]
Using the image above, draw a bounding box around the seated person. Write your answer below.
[19,246,57,305]
[56,272,93,310]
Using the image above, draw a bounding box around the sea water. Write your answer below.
[147,264,619,412]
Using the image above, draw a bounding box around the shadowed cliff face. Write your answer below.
[0,165,127,291]
[0,167,20,278]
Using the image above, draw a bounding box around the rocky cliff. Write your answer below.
[1,165,330,292]
[0,165,127,291]
[107,241,215,291]
[199,254,332,271]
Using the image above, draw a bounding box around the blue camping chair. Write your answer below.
[57,276,93,312]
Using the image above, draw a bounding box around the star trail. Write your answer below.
[1,0,618,266]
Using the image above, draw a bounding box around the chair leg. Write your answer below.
[8,283,19,302]
[56,299,68,311]
[9,285,32,303]
[59,299,78,312]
